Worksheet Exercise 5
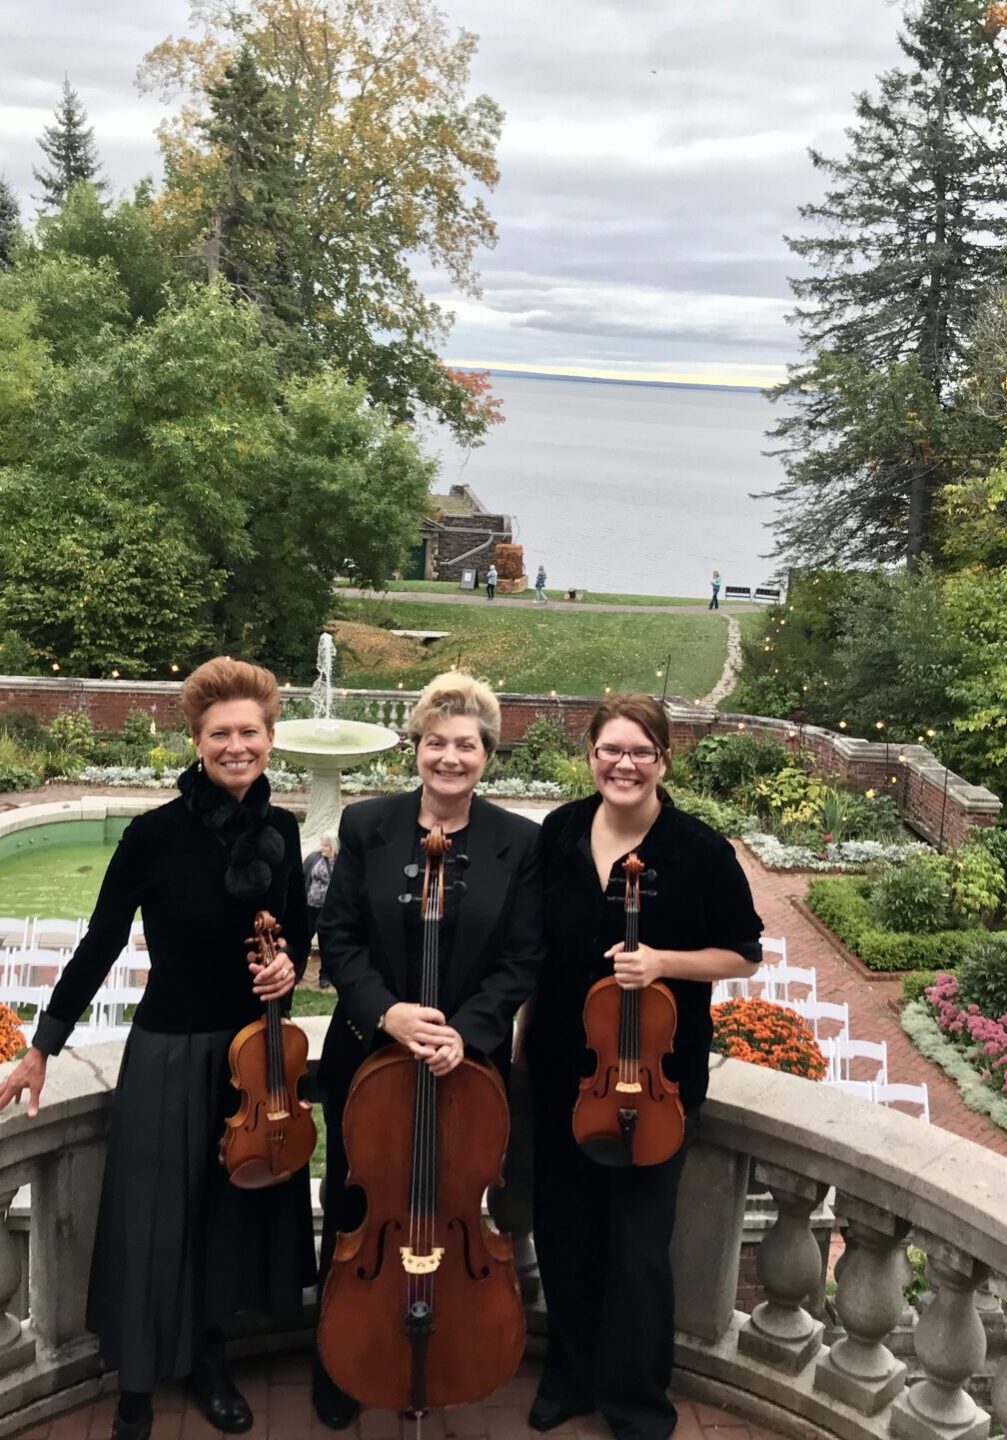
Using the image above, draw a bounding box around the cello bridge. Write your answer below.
[614,1082,642,1093]
[400,1246,445,1274]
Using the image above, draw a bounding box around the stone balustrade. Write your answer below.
[0,1035,1005,1439]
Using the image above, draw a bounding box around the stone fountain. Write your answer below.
[271,634,401,850]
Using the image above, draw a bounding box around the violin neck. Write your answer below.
[264,998,286,1108]
[620,898,641,1064]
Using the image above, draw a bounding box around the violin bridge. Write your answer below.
[400,1246,445,1274]
[266,1107,291,1121]
[615,1082,642,1093]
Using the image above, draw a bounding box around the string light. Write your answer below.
[51,662,60,672]
[170,663,179,673]
[875,720,885,731]
[838,720,847,730]
[397,682,404,690]
[111,669,120,679]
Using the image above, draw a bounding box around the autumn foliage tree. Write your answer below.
[139,0,504,442]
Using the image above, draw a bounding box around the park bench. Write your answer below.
[564,588,583,601]
[724,585,751,601]
[754,587,782,603]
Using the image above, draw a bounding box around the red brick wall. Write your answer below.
[0,677,999,843]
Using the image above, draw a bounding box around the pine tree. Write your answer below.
[765,0,1007,567]
[33,78,104,212]
[0,178,19,268]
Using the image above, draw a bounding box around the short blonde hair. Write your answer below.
[180,657,281,735]
[408,672,501,754]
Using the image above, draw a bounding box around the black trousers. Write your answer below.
[532,1105,693,1440]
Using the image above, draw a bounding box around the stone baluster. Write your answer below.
[890,1232,990,1440]
[992,1351,1007,1431]
[737,1163,827,1372]
[0,1187,32,1378]
[814,1194,910,1413]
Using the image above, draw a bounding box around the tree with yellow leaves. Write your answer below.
[139,0,503,442]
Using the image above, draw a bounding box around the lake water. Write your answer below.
[431,376,785,598]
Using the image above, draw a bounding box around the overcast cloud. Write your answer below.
[1,0,908,380]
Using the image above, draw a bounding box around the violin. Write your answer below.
[318,826,525,1415]
[220,910,316,1189]
[572,853,685,1167]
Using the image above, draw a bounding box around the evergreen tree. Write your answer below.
[0,178,19,268]
[33,78,104,212]
[765,0,1007,567]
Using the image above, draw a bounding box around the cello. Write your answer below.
[220,910,316,1188]
[318,826,525,1415]
[572,852,686,1167]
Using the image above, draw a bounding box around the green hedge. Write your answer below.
[805,877,978,972]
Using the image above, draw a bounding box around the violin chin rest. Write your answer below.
[227,1158,293,1190]
[576,1134,635,1169]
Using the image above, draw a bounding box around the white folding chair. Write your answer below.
[830,1079,877,1101]
[127,920,147,951]
[763,962,817,1005]
[0,983,51,1045]
[1,947,64,987]
[833,1037,888,1086]
[875,1082,930,1123]
[791,998,850,1043]
[711,980,731,1005]
[760,936,788,966]
[0,918,29,950]
[29,917,81,950]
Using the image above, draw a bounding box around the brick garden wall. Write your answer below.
[0,677,1000,845]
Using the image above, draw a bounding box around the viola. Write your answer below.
[318,826,525,1415]
[572,853,685,1167]
[220,910,316,1189]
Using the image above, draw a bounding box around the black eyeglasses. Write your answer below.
[592,744,662,765]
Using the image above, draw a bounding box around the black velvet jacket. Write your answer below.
[316,789,544,1098]
[523,793,763,1115]
[33,784,308,1057]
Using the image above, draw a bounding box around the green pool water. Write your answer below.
[0,820,128,918]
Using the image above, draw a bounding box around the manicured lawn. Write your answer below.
[339,578,715,606]
[333,597,732,698]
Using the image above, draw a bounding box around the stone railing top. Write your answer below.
[703,1056,1007,1272]
[3,1032,1005,1275]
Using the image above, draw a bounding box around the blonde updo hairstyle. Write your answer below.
[407,672,501,755]
[179,657,282,737]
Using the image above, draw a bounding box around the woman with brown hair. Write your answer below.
[524,693,763,1440]
[0,658,315,1440]
[313,670,544,1428]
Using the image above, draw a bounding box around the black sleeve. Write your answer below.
[33,818,148,1056]
[704,840,764,963]
[316,806,398,1046]
[449,828,545,1059]
[280,814,310,980]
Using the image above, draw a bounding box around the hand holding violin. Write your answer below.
[245,929,297,1002]
[606,940,665,989]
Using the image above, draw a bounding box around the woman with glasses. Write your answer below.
[523,693,763,1440]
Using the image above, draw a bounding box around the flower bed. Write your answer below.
[0,1004,26,1063]
[744,832,929,873]
[805,876,980,972]
[901,997,1007,1131]
[711,997,827,1079]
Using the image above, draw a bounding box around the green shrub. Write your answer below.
[34,747,86,780]
[745,766,828,836]
[806,876,976,971]
[975,825,1007,873]
[692,732,789,798]
[546,754,595,798]
[89,738,155,768]
[869,854,951,934]
[901,970,938,1007]
[669,788,748,836]
[665,753,696,789]
[123,708,157,746]
[949,841,1006,926]
[848,790,904,841]
[819,787,862,843]
[46,710,96,758]
[956,935,1007,1020]
[0,630,40,675]
[509,715,572,781]
[0,735,41,791]
[0,707,45,746]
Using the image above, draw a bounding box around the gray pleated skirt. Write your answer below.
[86,1025,316,1391]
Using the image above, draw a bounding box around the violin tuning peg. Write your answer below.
[453,853,470,870]
[642,888,658,898]
[605,894,624,903]
[644,869,657,882]
[403,863,420,879]
[451,880,467,896]
[398,892,416,905]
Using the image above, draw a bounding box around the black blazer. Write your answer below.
[316,789,544,1099]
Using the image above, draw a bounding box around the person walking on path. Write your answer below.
[534,565,548,605]
[709,570,721,610]
[304,834,336,990]
[486,563,498,601]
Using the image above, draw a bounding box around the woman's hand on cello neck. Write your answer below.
[382,1002,465,1076]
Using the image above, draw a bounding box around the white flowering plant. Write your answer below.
[744,831,931,873]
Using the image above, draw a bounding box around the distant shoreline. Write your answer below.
[448,367,765,394]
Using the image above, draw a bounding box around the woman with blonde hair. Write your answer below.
[524,693,763,1440]
[313,670,544,1428]
[0,657,315,1440]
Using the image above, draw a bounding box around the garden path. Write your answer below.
[339,587,757,616]
[733,844,1007,1157]
[13,1354,784,1440]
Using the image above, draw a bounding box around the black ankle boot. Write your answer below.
[189,1335,253,1434]
[312,1356,360,1430]
[111,1404,152,1440]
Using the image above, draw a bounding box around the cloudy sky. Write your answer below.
[1,0,908,383]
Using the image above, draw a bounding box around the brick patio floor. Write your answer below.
[733,844,1007,1157]
[12,1354,785,1439]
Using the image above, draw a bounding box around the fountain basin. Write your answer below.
[271,718,401,773]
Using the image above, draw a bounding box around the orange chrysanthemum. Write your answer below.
[711,998,827,1080]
